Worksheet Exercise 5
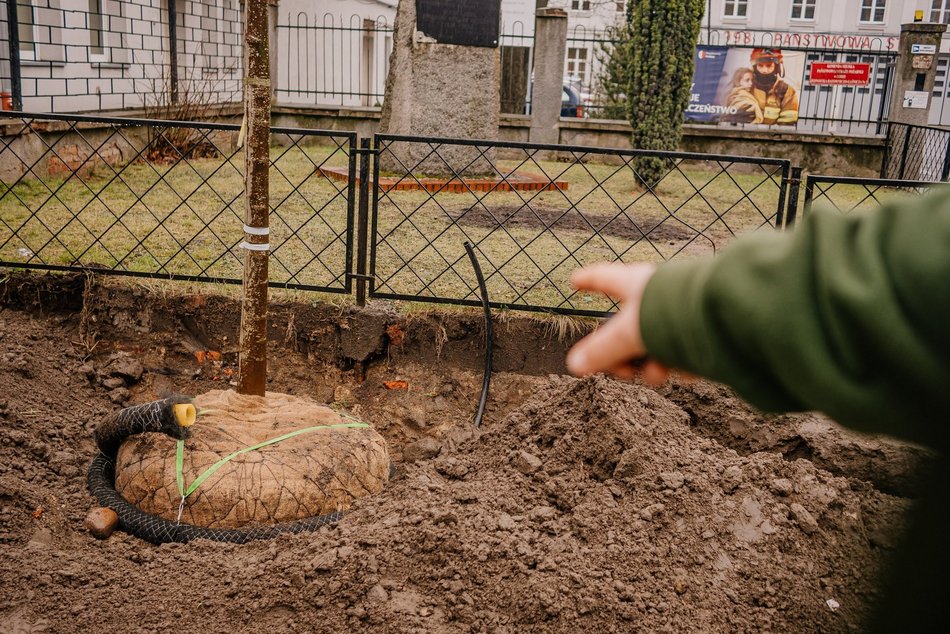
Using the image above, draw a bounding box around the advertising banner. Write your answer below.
[686,46,806,125]
[685,46,729,122]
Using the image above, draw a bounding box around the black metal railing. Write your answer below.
[882,121,950,182]
[790,173,940,226]
[368,134,791,316]
[275,12,392,109]
[0,112,355,292]
[7,113,948,318]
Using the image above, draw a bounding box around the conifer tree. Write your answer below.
[624,0,705,186]
[594,21,633,121]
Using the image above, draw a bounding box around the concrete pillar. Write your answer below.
[889,22,946,127]
[886,22,947,179]
[528,8,567,146]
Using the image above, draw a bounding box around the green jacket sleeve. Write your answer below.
[639,188,950,450]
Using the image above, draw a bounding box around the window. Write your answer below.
[860,0,886,23]
[932,0,950,24]
[16,0,36,60]
[567,47,588,83]
[615,1,625,12]
[723,0,748,18]
[571,1,591,11]
[88,0,105,59]
[790,0,817,20]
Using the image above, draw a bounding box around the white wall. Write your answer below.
[706,0,916,34]
[276,0,396,107]
[9,0,242,113]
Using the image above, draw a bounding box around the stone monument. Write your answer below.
[378,0,502,176]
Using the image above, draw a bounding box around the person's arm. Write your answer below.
[777,84,799,123]
[570,190,950,449]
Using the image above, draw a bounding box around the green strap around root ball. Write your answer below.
[175,422,370,499]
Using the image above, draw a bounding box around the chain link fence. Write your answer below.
[0,112,355,292]
[8,113,948,318]
[882,122,950,182]
[789,173,940,227]
[369,135,790,316]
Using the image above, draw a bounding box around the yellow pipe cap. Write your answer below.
[173,403,197,428]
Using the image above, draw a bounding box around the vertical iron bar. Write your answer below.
[789,175,814,229]
[238,0,271,397]
[876,61,892,136]
[344,134,356,294]
[5,0,22,110]
[898,124,911,180]
[168,0,179,105]
[355,137,370,306]
[774,162,790,229]
[881,122,891,178]
[940,132,950,182]
[368,134,382,298]
[783,166,803,230]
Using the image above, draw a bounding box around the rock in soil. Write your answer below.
[84,507,119,539]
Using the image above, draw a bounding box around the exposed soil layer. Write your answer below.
[0,272,924,633]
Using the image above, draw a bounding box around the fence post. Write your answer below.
[528,8,568,146]
[898,124,912,180]
[783,166,803,229]
[167,0,179,105]
[4,0,22,110]
[940,133,950,182]
[355,137,371,307]
[880,123,892,178]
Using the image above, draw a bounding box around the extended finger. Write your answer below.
[566,313,642,376]
[608,363,637,380]
[641,360,670,386]
[571,263,649,300]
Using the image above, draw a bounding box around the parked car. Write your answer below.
[561,84,584,118]
[524,82,588,118]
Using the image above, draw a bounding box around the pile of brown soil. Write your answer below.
[0,275,920,633]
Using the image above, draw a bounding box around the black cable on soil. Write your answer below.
[464,241,493,428]
[87,453,342,544]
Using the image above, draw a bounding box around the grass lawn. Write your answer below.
[5,137,918,313]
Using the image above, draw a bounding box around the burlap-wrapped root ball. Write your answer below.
[114,390,390,529]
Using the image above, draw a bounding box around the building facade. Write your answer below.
[4,0,950,126]
[2,0,243,113]
[549,0,950,126]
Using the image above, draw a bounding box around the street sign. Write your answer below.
[911,43,938,54]
[903,90,930,109]
[809,62,871,86]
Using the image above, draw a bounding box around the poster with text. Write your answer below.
[686,46,806,126]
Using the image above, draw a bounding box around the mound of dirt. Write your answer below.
[319,376,904,632]
[0,279,918,633]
